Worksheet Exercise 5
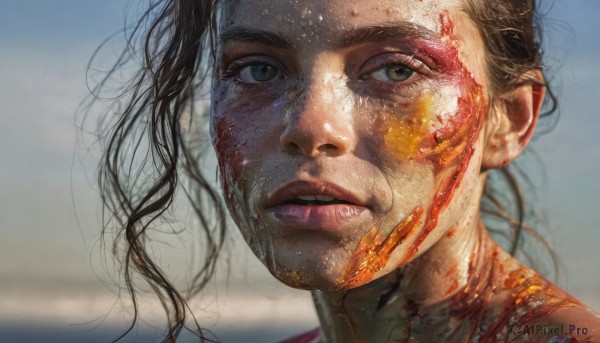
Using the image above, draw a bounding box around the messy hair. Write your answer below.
[90,0,557,341]
[464,0,558,270]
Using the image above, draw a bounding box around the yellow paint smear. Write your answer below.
[384,94,436,160]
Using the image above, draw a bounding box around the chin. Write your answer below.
[271,267,338,291]
[267,243,350,291]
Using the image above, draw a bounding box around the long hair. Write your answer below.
[88,0,558,341]
[89,1,223,341]
[464,0,559,276]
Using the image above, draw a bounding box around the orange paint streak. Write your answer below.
[447,243,498,334]
[478,265,581,340]
[503,268,581,309]
[443,261,459,296]
[445,261,458,278]
[444,280,459,297]
[435,237,587,340]
[338,205,424,289]
[337,12,486,288]
[398,11,486,266]
[398,156,474,266]
[446,225,458,238]
[504,268,528,289]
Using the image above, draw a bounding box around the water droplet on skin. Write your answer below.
[301,8,312,17]
[434,132,445,144]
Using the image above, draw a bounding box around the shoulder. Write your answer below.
[492,253,600,342]
[279,327,322,343]
[506,305,600,342]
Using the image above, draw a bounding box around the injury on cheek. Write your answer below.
[339,10,488,287]
[337,205,424,289]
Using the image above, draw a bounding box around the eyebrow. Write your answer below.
[219,26,291,48]
[341,24,439,47]
[219,23,438,49]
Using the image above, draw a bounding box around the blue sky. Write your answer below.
[0,1,599,340]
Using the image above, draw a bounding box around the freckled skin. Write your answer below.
[210,0,600,341]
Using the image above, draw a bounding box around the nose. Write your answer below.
[280,75,357,158]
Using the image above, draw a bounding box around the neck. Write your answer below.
[311,201,498,342]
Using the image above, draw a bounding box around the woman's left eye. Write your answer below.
[368,64,415,82]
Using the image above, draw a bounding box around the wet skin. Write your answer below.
[210,0,600,341]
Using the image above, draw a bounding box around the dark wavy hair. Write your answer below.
[88,0,558,341]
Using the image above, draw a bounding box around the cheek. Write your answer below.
[211,100,276,262]
[337,12,489,289]
[211,82,280,186]
[381,80,485,170]
[390,69,487,265]
[211,104,259,209]
[383,92,459,162]
[211,84,243,178]
[381,12,487,170]
[212,114,247,187]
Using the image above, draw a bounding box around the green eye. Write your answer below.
[239,63,280,83]
[370,64,415,82]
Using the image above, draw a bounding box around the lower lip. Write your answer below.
[267,204,368,230]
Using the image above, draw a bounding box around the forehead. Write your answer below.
[221,0,464,39]
[217,0,488,86]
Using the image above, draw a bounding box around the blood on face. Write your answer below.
[337,11,487,288]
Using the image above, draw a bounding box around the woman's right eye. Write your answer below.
[236,63,281,83]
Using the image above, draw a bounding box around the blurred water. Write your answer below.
[0,281,318,343]
[0,325,299,343]
[1,2,600,342]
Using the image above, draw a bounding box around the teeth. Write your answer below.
[317,195,336,201]
[297,195,336,201]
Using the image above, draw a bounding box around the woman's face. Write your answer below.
[211,0,490,290]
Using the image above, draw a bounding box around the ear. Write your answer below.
[481,70,546,170]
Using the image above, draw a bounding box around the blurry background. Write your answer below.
[0,1,599,342]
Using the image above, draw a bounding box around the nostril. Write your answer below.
[322,143,337,151]
[285,141,301,154]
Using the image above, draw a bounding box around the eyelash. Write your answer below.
[358,54,433,93]
[219,56,285,85]
[219,53,434,96]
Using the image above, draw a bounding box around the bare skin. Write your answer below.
[312,213,600,342]
[210,0,600,341]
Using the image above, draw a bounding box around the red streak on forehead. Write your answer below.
[440,11,455,38]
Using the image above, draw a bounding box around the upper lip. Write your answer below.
[263,179,368,209]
